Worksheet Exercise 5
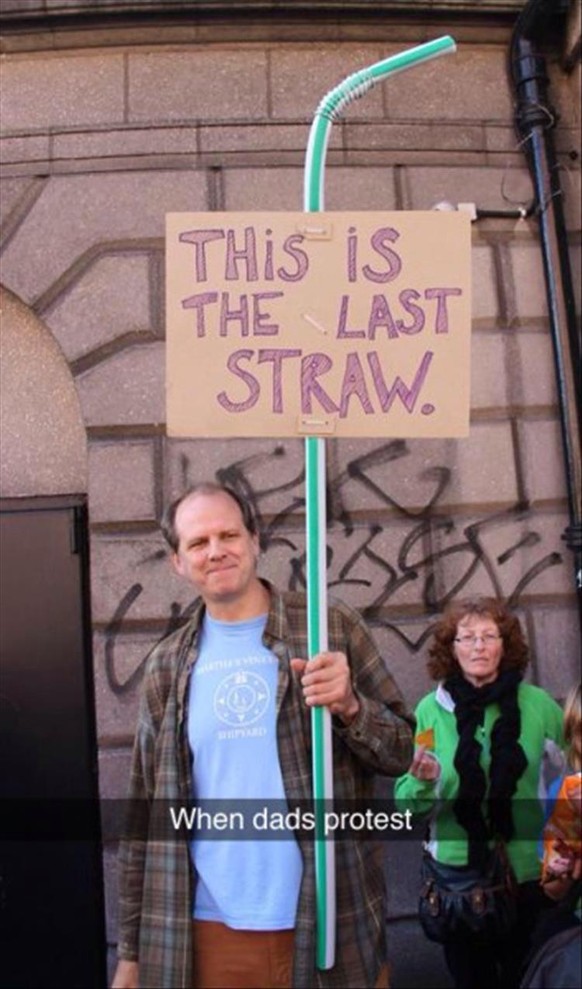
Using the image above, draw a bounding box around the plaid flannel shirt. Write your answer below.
[117,581,414,988]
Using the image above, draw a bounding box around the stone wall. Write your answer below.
[1,2,580,985]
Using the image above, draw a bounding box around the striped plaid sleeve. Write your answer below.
[115,636,179,960]
[328,598,415,776]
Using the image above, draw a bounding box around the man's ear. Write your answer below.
[171,552,185,578]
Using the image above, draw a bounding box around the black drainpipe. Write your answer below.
[509,0,582,628]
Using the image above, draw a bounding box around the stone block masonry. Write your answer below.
[1,4,580,985]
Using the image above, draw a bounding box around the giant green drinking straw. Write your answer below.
[302,35,457,970]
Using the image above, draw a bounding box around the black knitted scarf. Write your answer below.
[444,667,527,868]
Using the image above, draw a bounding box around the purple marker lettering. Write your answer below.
[336,295,365,338]
[395,289,425,335]
[362,227,402,284]
[278,235,309,282]
[225,227,259,282]
[264,229,274,281]
[258,348,302,413]
[339,352,374,417]
[367,350,434,413]
[217,350,260,412]
[301,353,339,414]
[347,227,357,283]
[368,294,399,340]
[424,287,462,333]
[253,292,284,336]
[179,229,224,282]
[181,291,219,337]
[219,293,250,337]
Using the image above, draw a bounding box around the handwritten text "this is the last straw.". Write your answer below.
[177,223,465,419]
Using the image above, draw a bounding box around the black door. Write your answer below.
[0,496,106,989]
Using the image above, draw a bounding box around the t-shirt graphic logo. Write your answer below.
[214,671,270,726]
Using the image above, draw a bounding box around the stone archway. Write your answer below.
[0,286,107,986]
[0,284,86,497]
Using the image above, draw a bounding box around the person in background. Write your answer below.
[394,596,564,989]
[519,683,581,988]
[541,682,581,899]
[111,481,414,989]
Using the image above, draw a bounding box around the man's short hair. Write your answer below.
[160,482,258,552]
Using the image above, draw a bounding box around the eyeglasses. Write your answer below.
[454,633,501,646]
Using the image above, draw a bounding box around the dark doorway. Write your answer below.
[0,496,107,989]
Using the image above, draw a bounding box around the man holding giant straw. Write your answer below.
[112,482,413,988]
[113,36,461,989]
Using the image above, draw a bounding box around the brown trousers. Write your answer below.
[192,920,389,989]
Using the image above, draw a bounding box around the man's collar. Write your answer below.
[187,578,286,641]
[260,579,287,644]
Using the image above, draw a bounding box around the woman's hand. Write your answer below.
[408,745,441,781]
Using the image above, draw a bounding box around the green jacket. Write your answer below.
[394,682,565,882]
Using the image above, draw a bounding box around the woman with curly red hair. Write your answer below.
[395,596,565,989]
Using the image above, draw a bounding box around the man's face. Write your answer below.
[171,491,261,609]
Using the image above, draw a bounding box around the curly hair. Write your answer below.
[427,596,529,682]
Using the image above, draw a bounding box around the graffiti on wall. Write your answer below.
[104,441,563,695]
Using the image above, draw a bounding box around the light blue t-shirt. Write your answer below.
[187,612,302,929]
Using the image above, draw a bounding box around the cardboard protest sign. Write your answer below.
[166,211,471,438]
